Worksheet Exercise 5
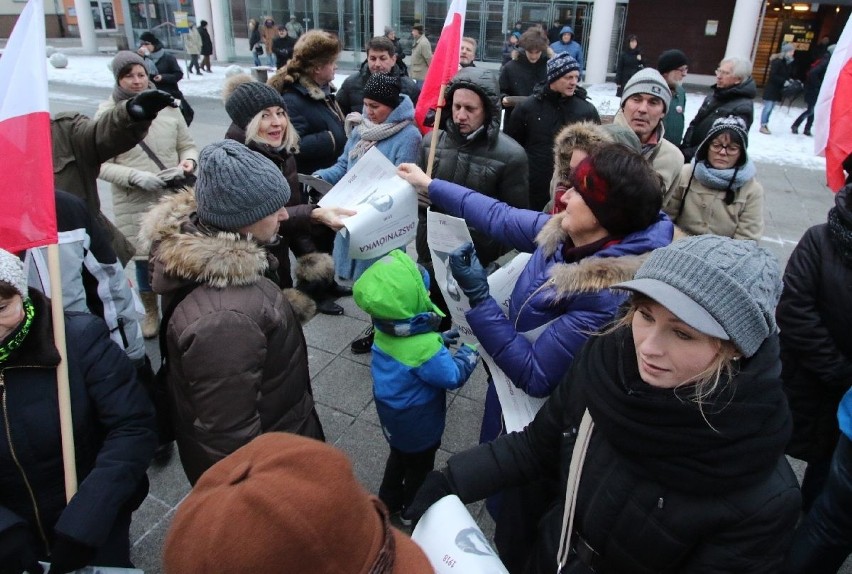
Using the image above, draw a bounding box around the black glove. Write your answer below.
[127,89,176,121]
[402,470,454,526]
[48,534,96,574]
[449,242,490,307]
[0,526,42,574]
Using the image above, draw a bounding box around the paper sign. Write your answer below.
[427,211,547,431]
[411,495,508,573]
[318,147,417,260]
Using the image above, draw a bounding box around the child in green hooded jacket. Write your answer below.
[353,249,479,519]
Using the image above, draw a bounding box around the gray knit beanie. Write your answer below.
[621,67,672,112]
[0,248,28,299]
[195,140,291,231]
[110,50,147,82]
[613,235,782,358]
[225,81,288,130]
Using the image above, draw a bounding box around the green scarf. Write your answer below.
[0,298,35,364]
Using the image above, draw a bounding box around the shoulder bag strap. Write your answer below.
[555,408,594,573]
[138,140,168,171]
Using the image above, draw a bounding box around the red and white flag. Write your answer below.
[0,0,57,252]
[814,15,852,192]
[414,0,466,133]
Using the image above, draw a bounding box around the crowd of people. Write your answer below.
[1,16,851,574]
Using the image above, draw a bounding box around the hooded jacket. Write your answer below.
[95,97,197,259]
[681,77,756,161]
[417,67,529,267]
[664,129,764,241]
[139,191,325,485]
[778,183,852,462]
[269,68,346,175]
[353,250,478,452]
[505,82,600,211]
[499,52,548,101]
[549,26,584,68]
[0,290,156,558]
[441,327,800,573]
[336,61,421,115]
[427,179,673,442]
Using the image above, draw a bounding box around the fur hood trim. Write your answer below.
[535,212,568,257]
[282,288,317,324]
[295,252,335,285]
[268,69,329,100]
[552,122,612,182]
[549,253,648,297]
[268,30,340,98]
[138,190,269,288]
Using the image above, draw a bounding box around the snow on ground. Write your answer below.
[47,54,825,171]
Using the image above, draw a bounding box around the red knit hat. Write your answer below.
[163,433,434,574]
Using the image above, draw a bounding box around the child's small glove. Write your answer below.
[440,328,459,347]
[454,344,480,369]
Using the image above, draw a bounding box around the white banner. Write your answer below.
[318,147,417,260]
[411,495,508,574]
[427,211,546,432]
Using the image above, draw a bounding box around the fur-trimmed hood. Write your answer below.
[138,190,269,290]
[534,211,650,296]
[268,68,334,100]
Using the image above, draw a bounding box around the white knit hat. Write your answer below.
[0,248,28,299]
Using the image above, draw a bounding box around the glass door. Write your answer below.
[518,2,552,28]
[483,1,505,61]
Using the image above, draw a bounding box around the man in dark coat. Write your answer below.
[138,32,184,98]
[384,26,407,75]
[759,43,796,134]
[505,52,600,211]
[614,34,643,97]
[499,29,548,124]
[681,56,756,161]
[336,36,420,115]
[791,45,833,136]
[271,25,297,69]
[198,20,213,71]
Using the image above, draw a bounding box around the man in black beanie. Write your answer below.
[657,49,689,146]
[140,140,326,486]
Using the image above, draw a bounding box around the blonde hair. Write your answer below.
[245,108,300,153]
[609,294,741,413]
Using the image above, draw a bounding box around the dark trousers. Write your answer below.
[201,54,212,72]
[801,455,833,513]
[379,443,440,513]
[792,103,815,132]
[785,434,852,573]
[188,55,201,74]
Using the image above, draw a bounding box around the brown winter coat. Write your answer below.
[139,191,324,485]
[51,102,152,263]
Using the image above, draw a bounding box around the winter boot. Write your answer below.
[791,124,799,134]
[140,291,160,339]
[803,128,812,136]
[295,253,344,316]
[759,125,771,135]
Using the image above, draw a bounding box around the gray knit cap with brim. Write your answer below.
[0,248,28,299]
[612,235,782,358]
[195,140,291,231]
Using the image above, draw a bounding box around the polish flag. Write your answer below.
[0,0,57,252]
[813,16,852,192]
[414,0,466,133]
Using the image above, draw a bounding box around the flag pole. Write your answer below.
[47,243,78,501]
[425,84,447,178]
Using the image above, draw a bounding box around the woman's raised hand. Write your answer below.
[311,206,357,231]
[397,163,432,191]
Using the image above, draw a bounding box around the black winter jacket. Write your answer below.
[416,67,529,266]
[505,83,600,211]
[803,54,830,106]
[336,62,421,115]
[681,77,756,162]
[198,25,212,55]
[499,54,548,100]
[615,47,643,89]
[269,72,346,175]
[149,50,184,100]
[441,327,800,573]
[0,290,156,560]
[763,56,795,102]
[779,184,852,462]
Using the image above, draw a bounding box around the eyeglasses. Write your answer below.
[715,68,733,76]
[709,142,741,154]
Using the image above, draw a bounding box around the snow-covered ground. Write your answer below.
[46,54,826,171]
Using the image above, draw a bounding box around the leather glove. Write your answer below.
[128,170,166,192]
[402,470,454,527]
[127,89,176,120]
[449,242,490,307]
[0,526,42,574]
[48,534,96,574]
[440,328,459,347]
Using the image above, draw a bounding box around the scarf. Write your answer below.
[0,298,35,364]
[112,83,157,103]
[348,114,412,162]
[373,312,442,337]
[692,159,757,203]
[828,207,852,267]
[561,235,621,263]
[579,327,791,494]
